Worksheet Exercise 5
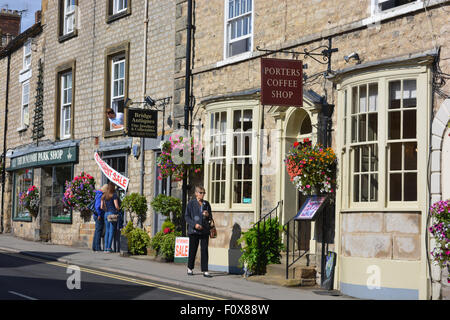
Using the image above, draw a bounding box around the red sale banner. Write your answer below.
[94,152,129,190]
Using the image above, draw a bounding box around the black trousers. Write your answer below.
[188,233,209,272]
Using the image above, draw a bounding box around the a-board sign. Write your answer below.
[261,58,303,107]
[321,251,337,290]
[126,108,158,138]
[174,237,189,263]
[294,195,328,221]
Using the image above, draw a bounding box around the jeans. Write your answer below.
[188,233,209,272]
[112,224,121,252]
[104,212,118,252]
[92,215,104,251]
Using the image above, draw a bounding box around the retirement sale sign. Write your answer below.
[94,152,129,190]
[261,58,303,107]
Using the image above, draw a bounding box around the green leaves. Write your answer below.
[121,193,148,226]
[238,217,285,275]
[127,227,151,255]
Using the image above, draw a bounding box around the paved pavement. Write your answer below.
[0,234,352,300]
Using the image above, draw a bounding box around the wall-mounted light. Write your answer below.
[344,52,361,64]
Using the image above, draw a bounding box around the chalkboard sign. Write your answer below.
[126,108,158,138]
[321,251,337,290]
[294,195,328,221]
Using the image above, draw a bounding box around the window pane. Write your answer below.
[404,142,417,170]
[23,105,29,126]
[370,174,378,201]
[370,144,378,171]
[361,174,368,202]
[229,38,250,56]
[352,86,358,114]
[234,110,242,130]
[14,169,33,219]
[390,173,402,201]
[351,116,357,143]
[361,145,369,172]
[358,114,366,142]
[404,173,417,201]
[229,1,234,19]
[234,181,242,203]
[390,143,402,171]
[388,111,401,140]
[353,175,360,202]
[402,110,416,139]
[243,181,252,203]
[368,113,377,141]
[359,85,367,113]
[220,112,227,132]
[353,147,360,173]
[244,158,252,179]
[389,81,401,109]
[220,182,225,203]
[369,83,378,111]
[234,160,242,179]
[403,80,416,108]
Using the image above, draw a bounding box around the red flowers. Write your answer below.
[293,141,300,148]
[163,227,172,234]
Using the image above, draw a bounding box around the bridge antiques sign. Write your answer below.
[261,58,303,107]
[126,108,158,138]
[8,146,78,171]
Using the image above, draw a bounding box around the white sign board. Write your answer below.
[174,237,189,262]
[94,152,129,190]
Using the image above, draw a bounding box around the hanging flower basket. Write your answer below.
[428,200,450,284]
[62,172,96,220]
[156,135,203,182]
[19,185,40,218]
[284,138,337,195]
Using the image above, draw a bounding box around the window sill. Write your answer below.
[216,51,253,68]
[12,217,32,222]
[17,126,28,133]
[51,218,72,224]
[104,130,126,138]
[106,10,131,24]
[58,31,78,43]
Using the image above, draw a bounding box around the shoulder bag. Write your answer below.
[209,218,217,239]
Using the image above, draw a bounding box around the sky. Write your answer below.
[0,0,42,32]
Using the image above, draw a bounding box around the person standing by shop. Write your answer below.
[185,186,213,277]
[93,184,108,252]
[101,182,120,253]
[112,196,124,253]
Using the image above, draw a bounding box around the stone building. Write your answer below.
[0,0,175,246]
[173,0,450,300]
[0,8,21,48]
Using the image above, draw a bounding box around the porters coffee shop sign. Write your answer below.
[8,146,78,171]
[261,58,303,107]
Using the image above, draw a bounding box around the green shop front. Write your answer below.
[7,143,78,241]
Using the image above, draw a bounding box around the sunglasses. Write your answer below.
[107,111,114,114]
[197,192,206,194]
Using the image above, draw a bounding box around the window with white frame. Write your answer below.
[339,67,427,209]
[376,0,418,12]
[111,57,125,115]
[60,71,72,139]
[113,0,127,14]
[206,103,258,208]
[226,0,253,58]
[23,40,32,70]
[21,81,30,128]
[63,0,76,35]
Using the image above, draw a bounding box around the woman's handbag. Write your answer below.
[107,214,119,222]
[209,218,217,239]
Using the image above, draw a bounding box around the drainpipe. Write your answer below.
[1,53,11,234]
[181,0,193,236]
[140,0,149,196]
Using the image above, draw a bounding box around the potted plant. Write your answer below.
[156,135,203,182]
[121,192,148,227]
[62,172,96,222]
[284,138,337,195]
[150,194,182,231]
[19,185,40,218]
[429,199,450,284]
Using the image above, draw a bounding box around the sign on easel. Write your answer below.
[294,195,328,221]
[174,237,189,263]
[321,251,337,290]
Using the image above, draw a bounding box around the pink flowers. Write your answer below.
[428,200,449,283]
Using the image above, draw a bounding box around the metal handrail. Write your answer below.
[283,217,309,279]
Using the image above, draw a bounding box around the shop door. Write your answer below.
[153,151,171,235]
[297,193,311,251]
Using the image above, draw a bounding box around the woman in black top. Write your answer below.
[184,185,213,277]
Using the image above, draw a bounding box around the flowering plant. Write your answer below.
[19,185,40,217]
[429,200,450,283]
[62,172,96,215]
[284,138,337,195]
[156,135,203,182]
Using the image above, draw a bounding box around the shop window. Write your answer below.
[12,169,34,221]
[206,101,259,209]
[42,165,73,223]
[100,151,127,200]
[339,67,427,209]
[225,0,253,58]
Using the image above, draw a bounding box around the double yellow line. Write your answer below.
[2,251,225,300]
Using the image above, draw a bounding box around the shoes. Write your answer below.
[203,272,212,278]
[187,268,193,276]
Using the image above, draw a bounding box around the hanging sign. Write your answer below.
[126,108,158,138]
[174,237,189,263]
[94,152,129,190]
[294,195,328,220]
[261,58,303,107]
[8,146,78,171]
